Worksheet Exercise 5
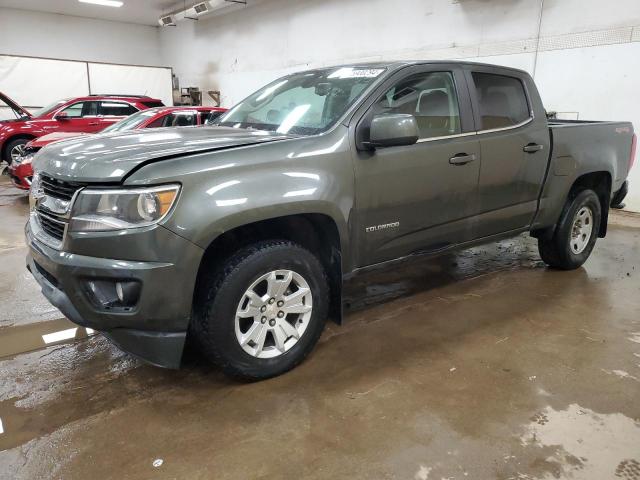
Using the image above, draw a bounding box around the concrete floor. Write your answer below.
[1,171,639,480]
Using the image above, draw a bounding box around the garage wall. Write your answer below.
[0,8,172,117]
[0,55,174,115]
[0,7,162,66]
[160,0,640,211]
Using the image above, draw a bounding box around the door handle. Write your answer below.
[523,143,544,153]
[449,153,476,165]
[88,122,100,126]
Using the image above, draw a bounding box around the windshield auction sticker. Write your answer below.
[328,68,385,79]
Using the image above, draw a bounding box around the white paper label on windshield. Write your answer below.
[328,67,385,79]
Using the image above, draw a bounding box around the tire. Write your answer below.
[4,138,29,166]
[191,240,329,380]
[538,189,601,270]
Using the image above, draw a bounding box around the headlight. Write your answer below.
[69,184,180,232]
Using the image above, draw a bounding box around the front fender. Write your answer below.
[126,128,356,267]
[0,122,42,155]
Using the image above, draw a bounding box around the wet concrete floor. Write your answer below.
[1,172,639,479]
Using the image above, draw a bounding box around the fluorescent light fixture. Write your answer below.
[79,0,124,7]
[42,328,78,344]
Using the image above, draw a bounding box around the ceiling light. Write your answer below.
[79,0,124,7]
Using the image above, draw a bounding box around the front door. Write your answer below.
[53,101,103,133]
[352,66,481,267]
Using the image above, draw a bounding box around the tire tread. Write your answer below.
[191,240,328,381]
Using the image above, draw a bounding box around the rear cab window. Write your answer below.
[470,72,531,130]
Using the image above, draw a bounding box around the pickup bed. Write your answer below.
[26,61,636,380]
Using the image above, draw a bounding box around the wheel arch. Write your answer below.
[193,213,345,325]
[567,171,612,238]
[532,169,612,240]
[2,134,36,162]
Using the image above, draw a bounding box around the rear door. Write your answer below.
[465,67,550,236]
[352,64,481,266]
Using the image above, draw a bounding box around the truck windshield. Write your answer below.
[214,67,386,135]
[101,109,158,133]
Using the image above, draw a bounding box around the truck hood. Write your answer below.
[33,126,294,182]
[0,92,32,120]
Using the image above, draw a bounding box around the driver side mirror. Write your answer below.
[368,113,419,149]
[55,112,69,121]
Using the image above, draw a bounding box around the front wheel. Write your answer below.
[191,240,329,380]
[538,189,601,270]
[4,138,29,166]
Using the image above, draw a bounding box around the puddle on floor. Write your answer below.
[521,404,640,479]
[0,318,95,359]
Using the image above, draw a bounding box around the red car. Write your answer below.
[8,106,227,189]
[0,92,164,165]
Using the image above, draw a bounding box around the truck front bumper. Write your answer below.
[25,219,203,368]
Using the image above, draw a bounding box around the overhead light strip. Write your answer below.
[78,0,124,7]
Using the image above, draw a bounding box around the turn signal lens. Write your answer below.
[157,190,178,216]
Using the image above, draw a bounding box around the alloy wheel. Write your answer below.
[10,143,26,163]
[234,269,313,359]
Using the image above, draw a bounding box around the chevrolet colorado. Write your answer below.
[26,61,636,380]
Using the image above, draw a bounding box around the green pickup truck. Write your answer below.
[27,61,636,379]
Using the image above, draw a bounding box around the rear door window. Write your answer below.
[166,112,197,127]
[471,72,531,130]
[147,112,197,128]
[99,102,138,116]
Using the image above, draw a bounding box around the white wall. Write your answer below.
[160,0,640,211]
[0,7,162,66]
[0,8,172,117]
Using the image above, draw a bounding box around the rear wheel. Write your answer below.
[4,138,29,165]
[191,240,329,380]
[538,189,601,270]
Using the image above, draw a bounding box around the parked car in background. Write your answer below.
[8,106,227,189]
[26,61,635,380]
[0,92,164,165]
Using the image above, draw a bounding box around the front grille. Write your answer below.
[38,212,66,241]
[41,174,85,201]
